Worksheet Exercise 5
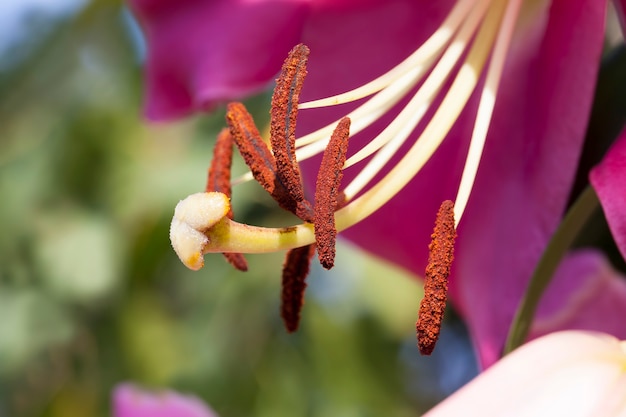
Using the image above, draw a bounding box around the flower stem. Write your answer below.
[503,186,600,356]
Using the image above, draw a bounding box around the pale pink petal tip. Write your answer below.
[113,383,219,417]
[424,331,626,417]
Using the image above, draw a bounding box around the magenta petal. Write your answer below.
[531,249,626,341]
[590,127,626,260]
[297,0,608,367]
[113,384,218,417]
[130,0,310,121]
[453,0,607,368]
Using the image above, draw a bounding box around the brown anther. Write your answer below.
[280,244,316,333]
[206,128,234,194]
[416,200,456,355]
[270,44,309,205]
[314,117,351,269]
[206,128,248,271]
[226,102,279,193]
[226,102,314,222]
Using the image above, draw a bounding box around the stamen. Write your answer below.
[295,66,427,153]
[206,128,234,194]
[207,128,249,271]
[335,0,506,229]
[416,200,456,355]
[226,102,278,193]
[314,118,351,269]
[281,244,316,332]
[453,0,523,227]
[234,62,425,189]
[298,0,477,109]
[342,0,491,200]
[226,102,314,222]
[227,1,476,187]
[231,0,481,187]
[270,44,309,204]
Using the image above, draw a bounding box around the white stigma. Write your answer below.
[170,192,230,270]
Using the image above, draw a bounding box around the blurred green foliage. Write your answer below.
[0,1,477,416]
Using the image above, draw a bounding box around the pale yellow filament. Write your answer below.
[453,0,522,227]
[298,0,477,109]
[343,0,492,199]
[336,0,506,228]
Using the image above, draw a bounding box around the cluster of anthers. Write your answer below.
[170,0,519,355]
[170,44,455,355]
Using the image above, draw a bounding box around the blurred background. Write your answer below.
[10,0,626,416]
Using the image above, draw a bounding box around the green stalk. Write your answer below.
[503,186,600,355]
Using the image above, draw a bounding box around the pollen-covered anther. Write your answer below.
[170,192,231,271]
[226,102,314,221]
[270,43,309,204]
[416,200,457,355]
[314,117,351,269]
[281,244,316,333]
[207,128,235,194]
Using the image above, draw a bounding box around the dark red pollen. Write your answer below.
[226,102,314,222]
[280,244,316,333]
[270,44,309,205]
[314,117,351,270]
[416,200,456,355]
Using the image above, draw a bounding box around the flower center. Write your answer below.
[174,0,522,258]
[169,0,524,351]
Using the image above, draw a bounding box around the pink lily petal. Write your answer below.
[590,127,626,261]
[129,0,311,121]
[531,249,626,340]
[424,331,626,417]
[446,0,606,368]
[113,383,218,417]
[298,0,607,367]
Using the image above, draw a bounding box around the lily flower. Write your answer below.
[113,383,219,417]
[132,0,626,367]
[424,330,626,417]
